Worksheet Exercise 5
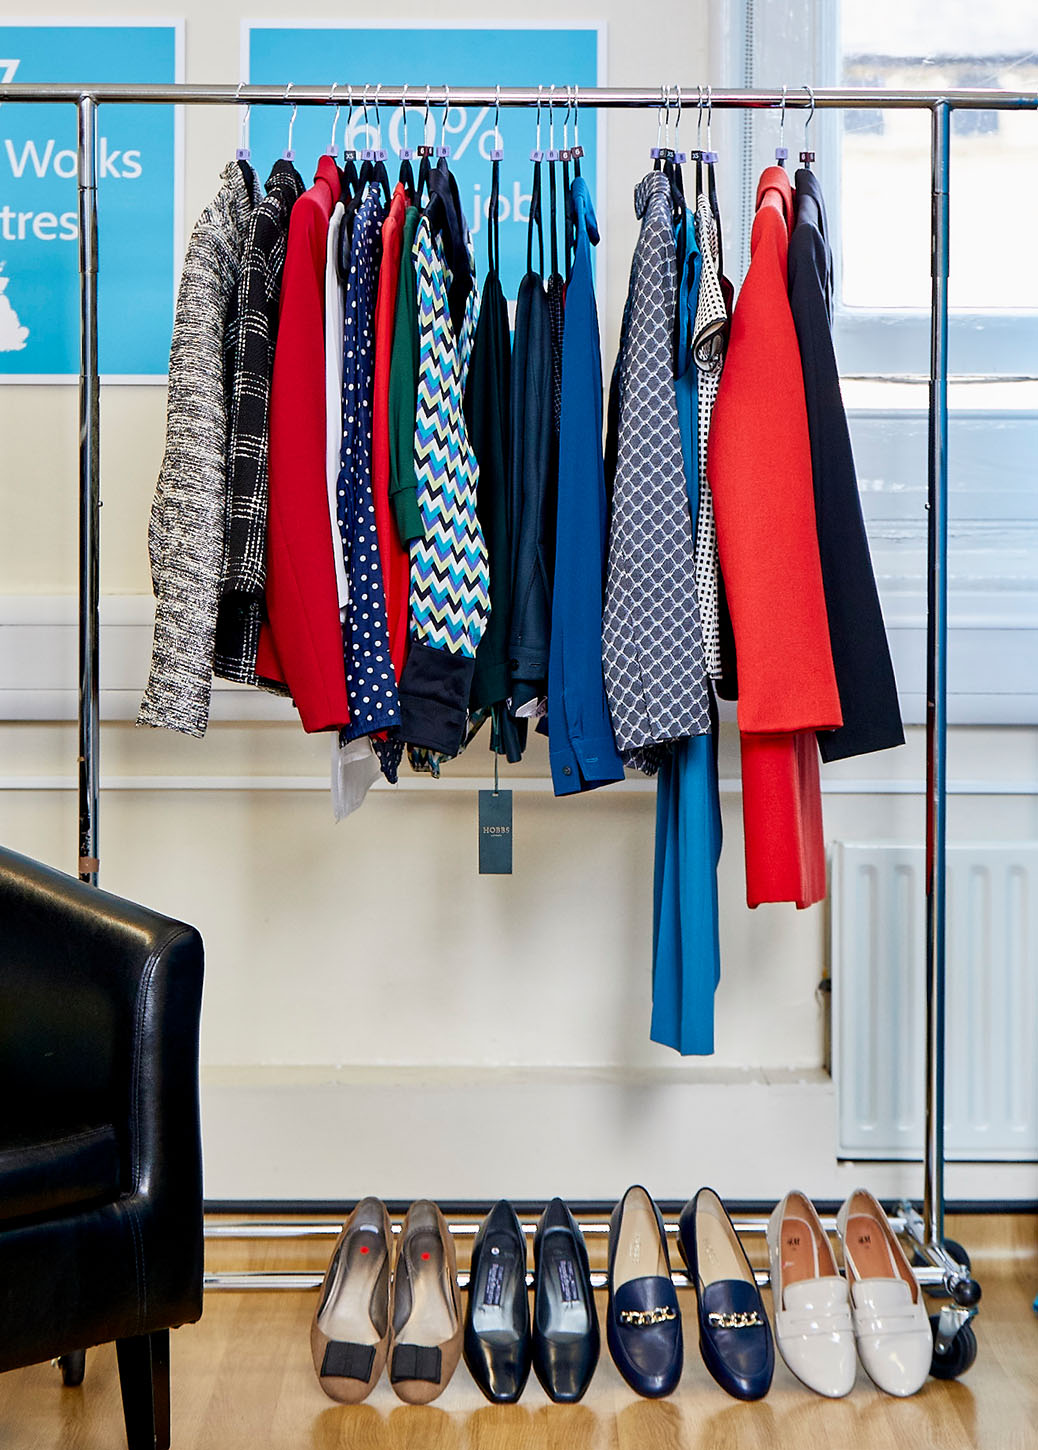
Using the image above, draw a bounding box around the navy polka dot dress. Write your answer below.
[336,186,402,774]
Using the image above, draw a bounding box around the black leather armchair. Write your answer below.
[0,845,205,1449]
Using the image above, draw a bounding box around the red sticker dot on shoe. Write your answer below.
[421,1251,431,1260]
[360,1245,369,1254]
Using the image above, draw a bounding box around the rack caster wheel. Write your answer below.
[914,1237,972,1298]
[57,1351,86,1387]
[929,1315,977,1380]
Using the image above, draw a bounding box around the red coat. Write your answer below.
[371,184,411,683]
[708,167,842,907]
[256,155,349,732]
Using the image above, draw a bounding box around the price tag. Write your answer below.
[478,790,513,874]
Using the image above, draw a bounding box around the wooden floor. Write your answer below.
[2,1215,1037,1450]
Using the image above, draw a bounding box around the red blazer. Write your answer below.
[371,184,411,684]
[708,166,841,734]
[256,155,349,732]
[708,167,841,907]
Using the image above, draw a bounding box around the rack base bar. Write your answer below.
[204,1212,980,1302]
[202,1265,954,1293]
[204,1215,912,1240]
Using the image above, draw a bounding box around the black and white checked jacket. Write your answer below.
[214,159,305,684]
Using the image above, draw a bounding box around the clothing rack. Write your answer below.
[5,79,1035,1362]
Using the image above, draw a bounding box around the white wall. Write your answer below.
[1,0,1036,1205]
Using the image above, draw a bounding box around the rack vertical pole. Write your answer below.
[923,100,951,1252]
[77,95,100,886]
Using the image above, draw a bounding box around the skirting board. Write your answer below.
[199,1067,1038,1204]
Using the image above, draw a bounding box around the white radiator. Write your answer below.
[831,842,1038,1161]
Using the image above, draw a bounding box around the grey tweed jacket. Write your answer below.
[138,160,258,736]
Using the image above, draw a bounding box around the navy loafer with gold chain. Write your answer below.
[678,1187,774,1400]
[606,1185,683,1398]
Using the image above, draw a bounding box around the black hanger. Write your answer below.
[414,86,439,206]
[526,92,546,279]
[393,85,415,200]
[486,156,502,279]
[527,155,544,278]
[546,86,561,281]
[560,89,575,280]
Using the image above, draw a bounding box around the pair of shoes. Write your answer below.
[678,1188,774,1400]
[311,1197,462,1405]
[607,1186,771,1401]
[606,1186,683,1398]
[465,1198,599,1404]
[768,1188,932,1398]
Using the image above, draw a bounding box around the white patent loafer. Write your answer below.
[836,1189,932,1397]
[767,1191,856,1397]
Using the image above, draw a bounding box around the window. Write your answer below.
[721,0,1038,723]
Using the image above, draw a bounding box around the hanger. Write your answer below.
[397,83,416,199]
[282,83,297,162]
[368,83,392,206]
[485,86,503,279]
[440,83,452,159]
[415,85,434,204]
[326,81,342,161]
[340,85,359,199]
[703,85,724,266]
[561,86,575,280]
[800,84,816,168]
[775,85,789,167]
[353,84,374,192]
[234,82,251,163]
[650,86,685,221]
[546,84,560,281]
[572,83,583,177]
[526,87,545,279]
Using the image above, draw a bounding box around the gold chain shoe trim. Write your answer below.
[707,1311,764,1329]
[618,1305,678,1327]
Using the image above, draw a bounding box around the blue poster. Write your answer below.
[246,24,602,305]
[0,24,181,379]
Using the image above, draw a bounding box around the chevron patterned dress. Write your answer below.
[404,218,489,774]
